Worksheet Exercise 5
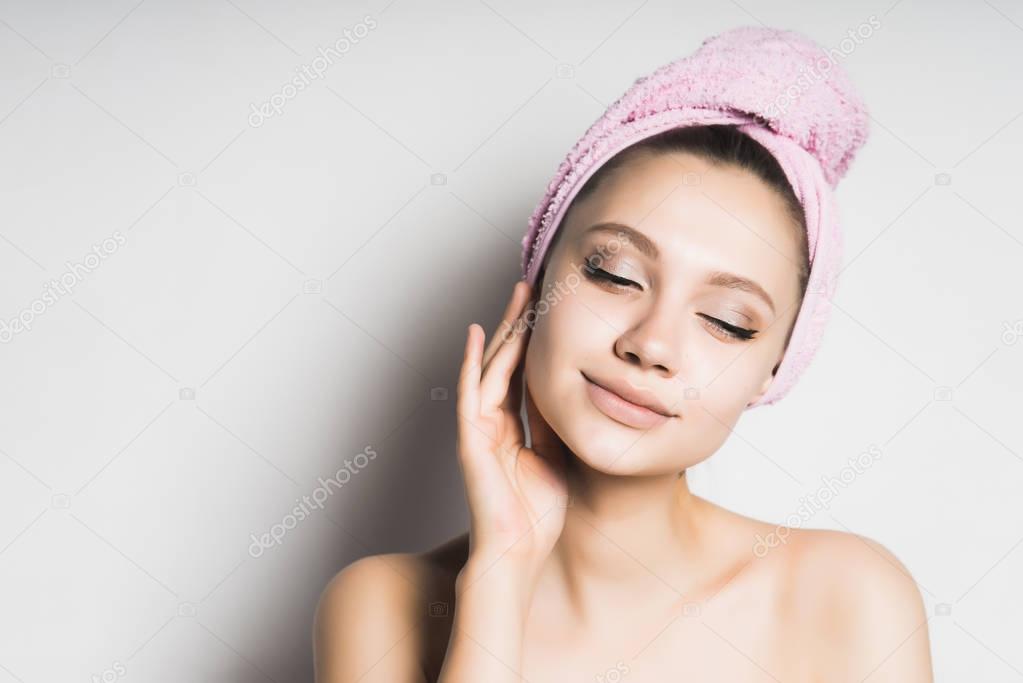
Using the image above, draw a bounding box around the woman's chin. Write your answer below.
[560,416,659,475]
[536,384,678,475]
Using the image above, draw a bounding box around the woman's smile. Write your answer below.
[581,370,676,430]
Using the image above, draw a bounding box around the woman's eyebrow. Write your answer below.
[705,271,775,314]
[583,221,775,314]
[583,222,659,259]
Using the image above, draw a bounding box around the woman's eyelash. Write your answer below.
[582,262,638,288]
[582,262,758,341]
[696,313,758,341]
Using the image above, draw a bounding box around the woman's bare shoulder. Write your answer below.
[778,526,933,678]
[703,500,925,605]
[313,532,469,682]
[700,500,931,677]
[778,526,926,612]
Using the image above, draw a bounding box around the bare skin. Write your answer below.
[314,152,934,682]
[316,521,929,681]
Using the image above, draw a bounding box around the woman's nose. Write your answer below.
[613,303,682,377]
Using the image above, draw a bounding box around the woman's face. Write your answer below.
[523,150,805,475]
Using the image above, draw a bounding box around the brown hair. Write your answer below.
[542,124,810,301]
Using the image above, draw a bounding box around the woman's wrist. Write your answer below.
[456,552,542,604]
[439,554,537,682]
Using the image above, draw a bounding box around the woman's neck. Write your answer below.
[536,461,714,623]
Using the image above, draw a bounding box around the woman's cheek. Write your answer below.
[550,287,612,349]
[690,360,767,433]
[523,315,561,407]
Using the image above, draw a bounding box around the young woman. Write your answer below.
[314,28,933,683]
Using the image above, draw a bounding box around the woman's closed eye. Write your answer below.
[696,313,757,341]
[582,262,639,289]
[581,263,758,342]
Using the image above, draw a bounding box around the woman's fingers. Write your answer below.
[455,324,508,521]
[457,281,536,469]
[458,321,493,458]
[458,325,484,429]
[479,300,533,411]
[481,280,531,371]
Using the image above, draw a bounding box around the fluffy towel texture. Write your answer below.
[520,26,869,408]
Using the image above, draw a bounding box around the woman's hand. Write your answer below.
[456,280,569,580]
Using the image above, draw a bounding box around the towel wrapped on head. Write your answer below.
[520,26,870,408]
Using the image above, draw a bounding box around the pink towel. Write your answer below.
[520,26,870,408]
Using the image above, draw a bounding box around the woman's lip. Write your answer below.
[583,373,672,430]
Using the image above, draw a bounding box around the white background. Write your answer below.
[1,1,1021,681]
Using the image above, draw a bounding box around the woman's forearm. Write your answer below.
[437,557,537,683]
